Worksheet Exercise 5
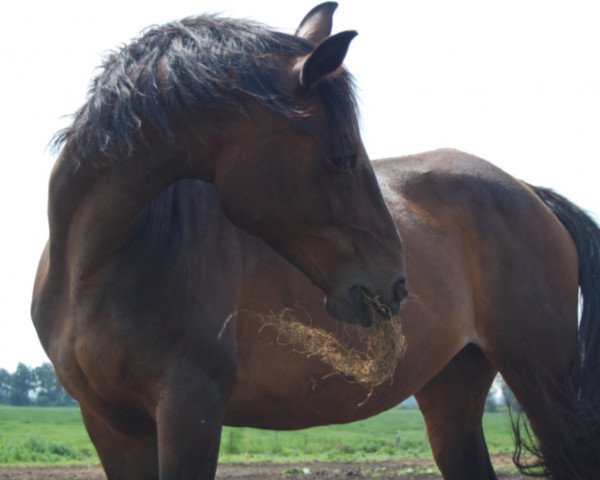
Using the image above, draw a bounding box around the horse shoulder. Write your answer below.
[35,181,245,415]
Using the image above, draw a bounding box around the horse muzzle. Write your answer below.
[325,277,408,327]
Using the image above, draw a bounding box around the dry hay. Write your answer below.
[258,305,406,393]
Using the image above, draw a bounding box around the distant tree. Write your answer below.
[496,375,522,413]
[9,363,34,405]
[484,390,498,412]
[484,375,503,412]
[0,368,11,403]
[33,363,76,406]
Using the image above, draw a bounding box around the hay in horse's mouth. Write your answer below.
[358,286,393,320]
[257,304,406,392]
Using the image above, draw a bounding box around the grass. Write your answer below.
[0,405,516,465]
[219,407,515,462]
[0,406,95,463]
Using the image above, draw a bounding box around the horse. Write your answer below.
[32,4,405,479]
[31,3,600,480]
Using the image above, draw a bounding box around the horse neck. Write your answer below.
[48,131,221,285]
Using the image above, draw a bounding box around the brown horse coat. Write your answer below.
[32,4,600,479]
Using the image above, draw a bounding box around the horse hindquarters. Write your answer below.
[376,151,598,478]
[525,186,600,478]
[478,186,600,479]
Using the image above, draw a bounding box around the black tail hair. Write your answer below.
[533,186,600,406]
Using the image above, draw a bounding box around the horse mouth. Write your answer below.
[353,286,393,325]
[325,285,396,327]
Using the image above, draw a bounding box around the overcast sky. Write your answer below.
[1,0,598,370]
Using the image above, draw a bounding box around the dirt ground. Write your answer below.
[0,456,528,479]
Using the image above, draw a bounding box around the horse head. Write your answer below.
[213,3,407,326]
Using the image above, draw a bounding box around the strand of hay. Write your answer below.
[258,307,406,391]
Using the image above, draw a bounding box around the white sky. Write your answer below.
[0,0,598,371]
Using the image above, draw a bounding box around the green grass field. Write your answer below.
[0,405,515,465]
[0,406,95,463]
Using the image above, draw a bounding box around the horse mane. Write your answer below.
[52,15,359,163]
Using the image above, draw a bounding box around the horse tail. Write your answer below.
[533,186,600,405]
[526,185,600,478]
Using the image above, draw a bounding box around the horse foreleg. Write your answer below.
[415,344,498,480]
[81,405,159,480]
[156,368,230,480]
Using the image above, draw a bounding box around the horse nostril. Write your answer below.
[392,277,408,311]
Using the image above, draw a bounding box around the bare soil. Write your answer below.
[0,457,528,479]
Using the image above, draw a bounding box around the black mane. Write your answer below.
[53,14,359,162]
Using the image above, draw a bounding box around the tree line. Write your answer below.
[0,363,520,411]
[0,362,76,406]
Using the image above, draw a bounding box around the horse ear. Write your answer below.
[295,2,338,44]
[298,30,358,89]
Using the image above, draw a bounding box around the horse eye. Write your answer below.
[332,154,357,172]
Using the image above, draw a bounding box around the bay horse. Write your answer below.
[31,3,600,480]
